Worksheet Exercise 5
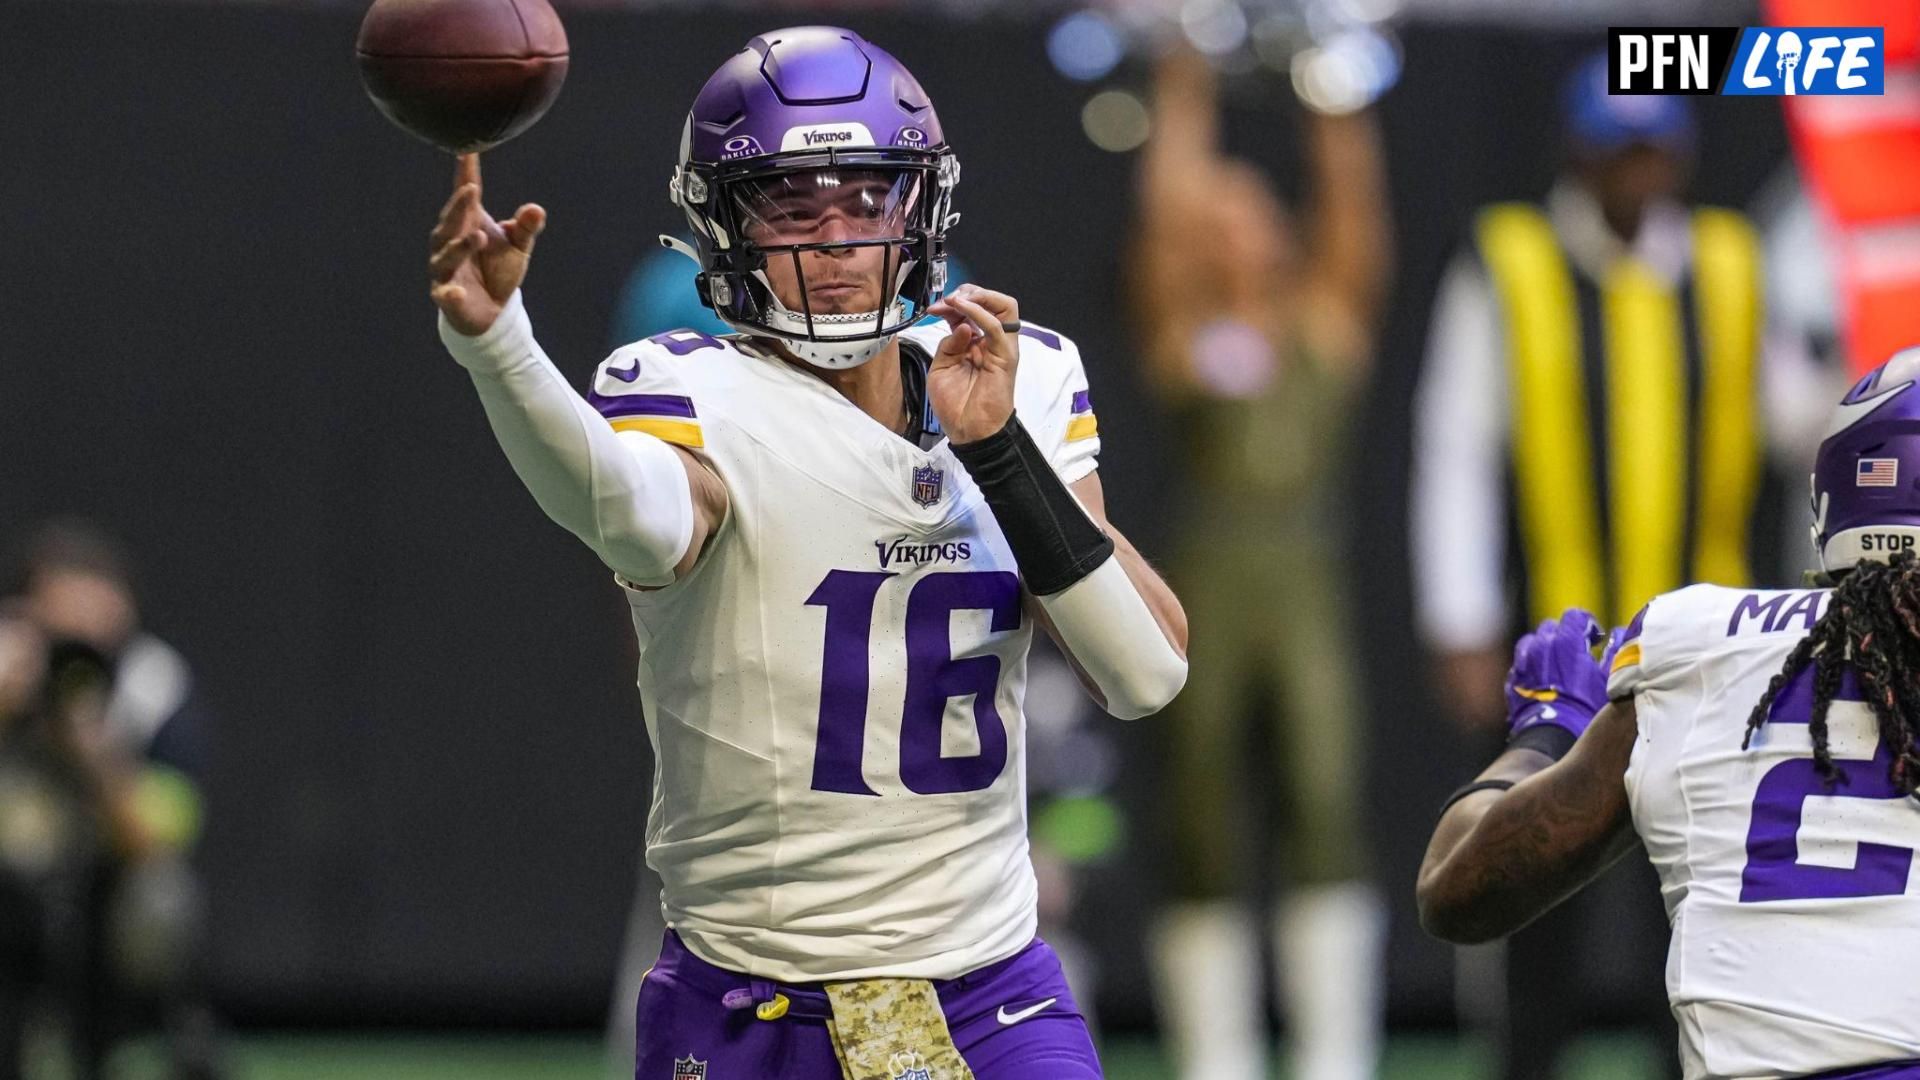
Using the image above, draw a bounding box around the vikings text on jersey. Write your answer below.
[594,320,1099,982]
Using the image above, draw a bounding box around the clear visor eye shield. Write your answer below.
[666,149,960,351]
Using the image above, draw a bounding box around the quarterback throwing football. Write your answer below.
[425,27,1187,1080]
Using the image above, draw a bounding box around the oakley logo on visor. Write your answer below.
[781,122,876,151]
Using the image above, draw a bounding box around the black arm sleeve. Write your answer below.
[950,414,1114,596]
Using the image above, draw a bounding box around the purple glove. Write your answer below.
[1504,609,1622,741]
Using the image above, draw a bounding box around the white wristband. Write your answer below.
[1036,555,1188,720]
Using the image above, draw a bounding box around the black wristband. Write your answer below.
[1508,723,1579,762]
[951,413,1115,595]
[1440,778,1516,815]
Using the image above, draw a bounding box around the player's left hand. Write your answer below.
[1504,609,1621,741]
[927,284,1021,444]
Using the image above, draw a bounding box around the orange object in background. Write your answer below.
[1769,0,1920,373]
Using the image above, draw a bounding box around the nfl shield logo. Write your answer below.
[912,464,944,508]
[888,1050,933,1080]
[672,1056,707,1080]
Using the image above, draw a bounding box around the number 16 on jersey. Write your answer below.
[806,569,1022,797]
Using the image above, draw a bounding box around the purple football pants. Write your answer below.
[634,931,1103,1079]
[1804,1062,1920,1079]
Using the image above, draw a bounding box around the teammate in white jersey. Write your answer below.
[423,26,1187,1080]
[1418,345,1920,1079]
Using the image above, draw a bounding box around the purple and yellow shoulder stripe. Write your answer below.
[590,391,704,448]
[1066,389,1098,443]
[1610,602,1650,675]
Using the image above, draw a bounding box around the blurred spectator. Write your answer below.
[1409,53,1826,1079]
[0,612,146,1079]
[1130,47,1389,1080]
[14,522,211,785]
[3,522,223,1079]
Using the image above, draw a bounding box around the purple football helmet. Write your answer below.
[1812,345,1920,573]
[665,27,958,369]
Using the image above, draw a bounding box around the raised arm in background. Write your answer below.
[1131,48,1226,399]
[1131,48,1390,397]
[1298,107,1391,359]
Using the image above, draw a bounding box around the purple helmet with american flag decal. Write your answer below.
[662,27,958,369]
[1812,345,1920,574]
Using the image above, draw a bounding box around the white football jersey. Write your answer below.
[1609,584,1920,1079]
[585,320,1101,983]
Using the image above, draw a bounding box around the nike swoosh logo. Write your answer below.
[996,997,1057,1025]
[608,363,641,384]
[1825,380,1913,439]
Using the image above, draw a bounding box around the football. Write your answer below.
[356,0,569,154]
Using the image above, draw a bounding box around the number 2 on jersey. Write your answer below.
[1742,668,1917,902]
[806,569,1022,796]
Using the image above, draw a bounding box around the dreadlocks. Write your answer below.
[1743,549,1920,796]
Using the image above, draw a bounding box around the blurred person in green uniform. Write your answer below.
[1131,46,1390,1080]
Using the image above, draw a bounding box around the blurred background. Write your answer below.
[2,0,1916,1076]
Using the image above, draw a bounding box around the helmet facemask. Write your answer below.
[674,150,957,370]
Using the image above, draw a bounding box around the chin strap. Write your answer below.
[782,331,897,370]
[668,231,920,368]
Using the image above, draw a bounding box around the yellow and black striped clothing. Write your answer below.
[1474,199,1764,630]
